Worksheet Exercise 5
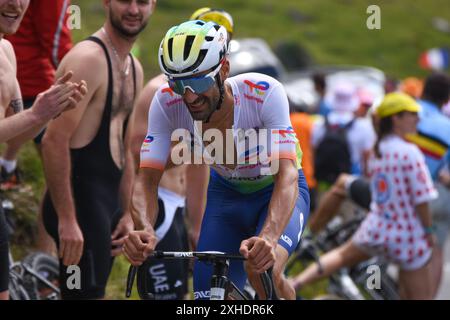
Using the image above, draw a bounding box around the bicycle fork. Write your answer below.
[210,259,230,300]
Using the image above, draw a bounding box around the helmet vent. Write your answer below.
[168,38,174,61]
[182,49,207,73]
[205,36,214,42]
[184,35,196,61]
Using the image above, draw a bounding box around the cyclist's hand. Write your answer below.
[123,230,157,266]
[240,236,276,274]
[58,217,84,266]
[111,214,134,256]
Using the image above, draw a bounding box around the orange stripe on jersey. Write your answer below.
[271,152,298,162]
[140,160,165,171]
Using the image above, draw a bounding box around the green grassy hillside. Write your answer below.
[71,0,450,79]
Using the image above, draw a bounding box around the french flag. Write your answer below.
[419,47,449,70]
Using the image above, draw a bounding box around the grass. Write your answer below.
[8,0,450,299]
[70,0,450,79]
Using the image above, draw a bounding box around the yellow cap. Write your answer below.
[375,92,421,118]
[190,7,234,35]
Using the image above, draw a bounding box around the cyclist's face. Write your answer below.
[181,60,229,122]
[182,79,220,122]
[107,0,155,38]
[0,0,29,36]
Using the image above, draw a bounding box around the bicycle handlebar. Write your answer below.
[150,250,246,261]
[125,250,277,300]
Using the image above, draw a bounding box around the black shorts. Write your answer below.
[348,177,371,211]
[23,98,45,144]
[43,193,122,300]
[137,197,189,300]
[0,205,10,292]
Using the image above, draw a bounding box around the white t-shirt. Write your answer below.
[311,111,376,174]
[140,73,302,194]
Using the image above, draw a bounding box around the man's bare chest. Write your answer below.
[0,57,17,115]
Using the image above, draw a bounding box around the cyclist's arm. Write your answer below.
[130,167,163,232]
[260,159,299,245]
[185,164,209,247]
[131,91,172,232]
[258,82,300,244]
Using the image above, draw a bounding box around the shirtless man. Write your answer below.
[41,0,156,299]
[0,0,86,300]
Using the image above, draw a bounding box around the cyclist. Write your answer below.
[126,7,234,300]
[0,0,86,300]
[123,20,310,300]
[290,93,438,299]
[41,0,156,299]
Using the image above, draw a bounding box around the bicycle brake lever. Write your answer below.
[264,267,279,300]
[125,265,137,298]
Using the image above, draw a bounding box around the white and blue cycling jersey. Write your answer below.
[140,73,310,299]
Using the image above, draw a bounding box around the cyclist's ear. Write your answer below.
[220,59,230,81]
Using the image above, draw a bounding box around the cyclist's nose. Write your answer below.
[183,88,200,103]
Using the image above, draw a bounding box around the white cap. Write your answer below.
[328,82,359,112]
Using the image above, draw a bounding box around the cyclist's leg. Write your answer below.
[0,205,9,300]
[308,173,353,233]
[193,174,260,300]
[248,169,310,299]
[193,211,250,300]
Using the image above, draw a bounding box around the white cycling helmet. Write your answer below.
[158,20,229,79]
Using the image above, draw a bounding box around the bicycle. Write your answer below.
[125,250,278,300]
[2,191,60,300]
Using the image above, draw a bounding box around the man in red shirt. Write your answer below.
[1,0,73,187]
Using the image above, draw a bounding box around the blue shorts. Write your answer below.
[193,169,310,300]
